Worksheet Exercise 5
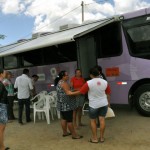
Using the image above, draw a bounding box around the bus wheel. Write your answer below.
[134,84,150,116]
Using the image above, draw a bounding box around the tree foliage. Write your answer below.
[0,34,5,39]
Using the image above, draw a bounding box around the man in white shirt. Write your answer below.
[14,69,33,125]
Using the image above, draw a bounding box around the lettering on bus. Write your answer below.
[105,67,120,77]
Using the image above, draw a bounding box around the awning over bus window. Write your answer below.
[0,17,119,57]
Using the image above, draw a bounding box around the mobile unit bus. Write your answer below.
[0,7,150,116]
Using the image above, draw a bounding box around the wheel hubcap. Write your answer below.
[139,92,150,112]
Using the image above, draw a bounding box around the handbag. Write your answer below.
[105,107,115,118]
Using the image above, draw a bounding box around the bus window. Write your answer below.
[3,55,18,69]
[43,42,77,64]
[58,42,77,62]
[123,15,150,59]
[22,49,43,66]
[43,46,60,64]
[96,22,122,58]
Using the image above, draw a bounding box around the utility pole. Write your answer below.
[81,1,84,23]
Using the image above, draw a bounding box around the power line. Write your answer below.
[1,0,110,48]
[0,5,81,52]
[35,6,81,32]
[21,1,109,38]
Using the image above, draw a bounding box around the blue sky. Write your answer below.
[0,13,34,45]
[0,0,150,46]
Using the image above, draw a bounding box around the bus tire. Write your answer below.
[134,84,150,116]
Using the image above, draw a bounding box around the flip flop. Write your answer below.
[72,135,83,139]
[99,138,105,143]
[88,138,99,144]
[62,133,71,137]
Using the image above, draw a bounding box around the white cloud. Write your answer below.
[0,0,150,34]
[24,0,114,32]
[0,0,25,14]
[24,0,150,33]
[114,0,150,14]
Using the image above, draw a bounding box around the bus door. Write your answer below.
[76,36,97,79]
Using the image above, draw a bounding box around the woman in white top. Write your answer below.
[68,67,111,143]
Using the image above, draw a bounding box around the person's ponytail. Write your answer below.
[54,76,60,86]
[54,70,66,86]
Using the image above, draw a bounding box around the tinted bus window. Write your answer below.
[21,49,43,66]
[123,15,150,59]
[18,42,77,67]
[96,22,122,58]
[43,46,60,64]
[4,55,18,69]
[43,42,77,64]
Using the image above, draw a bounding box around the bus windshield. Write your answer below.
[123,15,150,59]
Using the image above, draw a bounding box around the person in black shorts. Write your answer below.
[55,71,83,139]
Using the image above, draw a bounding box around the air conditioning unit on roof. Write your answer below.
[32,32,52,39]
[17,39,30,43]
[59,24,79,30]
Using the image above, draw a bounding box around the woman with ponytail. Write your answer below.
[55,70,83,139]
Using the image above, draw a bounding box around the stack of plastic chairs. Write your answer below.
[33,93,47,123]
[33,91,50,124]
[30,92,46,108]
[44,95,56,122]
[39,91,48,95]
[48,91,60,119]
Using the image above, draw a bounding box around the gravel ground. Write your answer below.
[5,105,150,150]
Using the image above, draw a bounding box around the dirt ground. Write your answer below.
[5,105,150,150]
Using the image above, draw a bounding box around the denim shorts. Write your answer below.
[89,106,108,119]
[0,103,8,124]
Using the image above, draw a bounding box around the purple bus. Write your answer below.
[0,7,150,116]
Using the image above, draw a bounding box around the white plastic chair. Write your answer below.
[30,92,46,109]
[82,101,89,115]
[45,95,56,121]
[33,95,50,124]
[39,91,48,95]
[48,91,60,119]
[14,92,18,109]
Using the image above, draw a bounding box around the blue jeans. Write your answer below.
[0,103,8,124]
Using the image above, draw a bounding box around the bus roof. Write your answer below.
[0,17,119,57]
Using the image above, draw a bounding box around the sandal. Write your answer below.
[62,132,71,137]
[72,135,83,139]
[88,138,99,144]
[99,138,105,143]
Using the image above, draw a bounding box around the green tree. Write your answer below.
[0,34,5,39]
